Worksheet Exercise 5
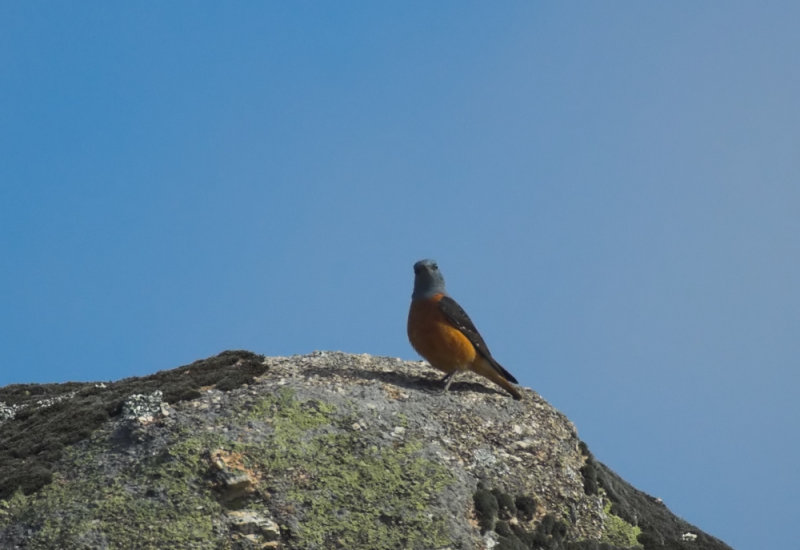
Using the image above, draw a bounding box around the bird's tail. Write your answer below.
[472,357,522,400]
[489,358,518,384]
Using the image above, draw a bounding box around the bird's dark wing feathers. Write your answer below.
[438,296,518,384]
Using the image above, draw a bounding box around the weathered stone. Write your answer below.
[0,351,733,550]
[226,510,280,539]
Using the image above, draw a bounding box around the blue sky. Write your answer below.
[2,3,798,549]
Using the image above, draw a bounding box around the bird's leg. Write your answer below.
[440,372,456,393]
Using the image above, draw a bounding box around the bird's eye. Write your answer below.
[431,263,438,270]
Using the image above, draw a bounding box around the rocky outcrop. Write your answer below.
[0,351,732,549]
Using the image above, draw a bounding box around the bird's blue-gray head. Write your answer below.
[412,259,447,299]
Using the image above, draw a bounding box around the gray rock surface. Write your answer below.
[0,351,733,549]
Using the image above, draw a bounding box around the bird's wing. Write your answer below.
[438,296,518,384]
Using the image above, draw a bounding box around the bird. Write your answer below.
[407,259,522,400]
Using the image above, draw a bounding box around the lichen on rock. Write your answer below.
[0,351,734,550]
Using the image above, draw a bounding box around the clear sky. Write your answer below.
[2,3,798,549]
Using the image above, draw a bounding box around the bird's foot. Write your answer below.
[440,372,456,393]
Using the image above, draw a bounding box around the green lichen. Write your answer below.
[0,350,267,500]
[601,500,642,548]
[1,431,228,549]
[287,435,451,548]
[1,388,456,549]
[246,389,454,549]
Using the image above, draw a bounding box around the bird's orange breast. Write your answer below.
[407,293,476,373]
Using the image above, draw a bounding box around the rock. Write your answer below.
[0,351,733,550]
[226,510,281,538]
[0,402,18,424]
[121,390,165,424]
[207,448,260,502]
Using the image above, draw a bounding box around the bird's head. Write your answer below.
[412,259,447,299]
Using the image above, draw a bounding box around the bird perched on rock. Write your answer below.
[407,259,522,400]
